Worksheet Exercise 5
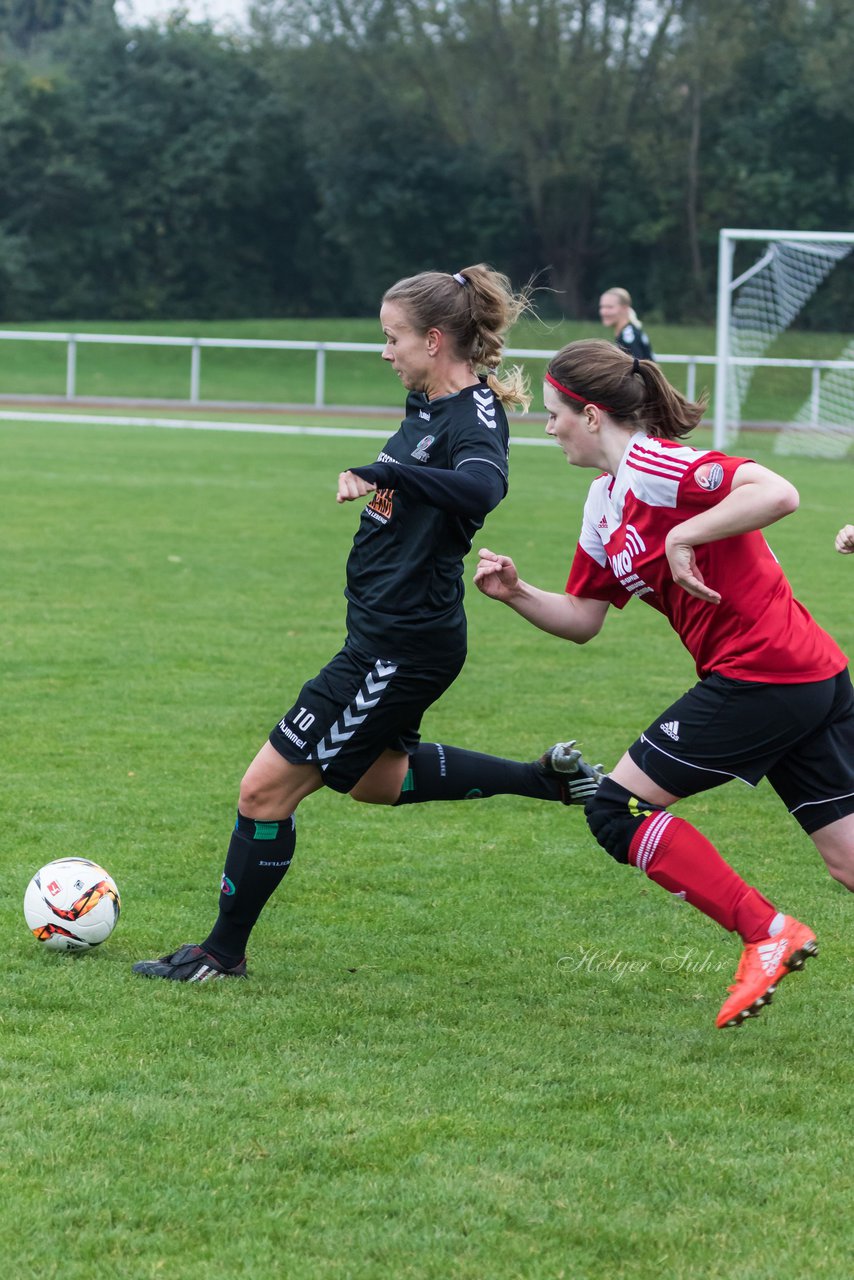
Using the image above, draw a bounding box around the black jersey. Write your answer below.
[615,322,655,361]
[344,379,510,662]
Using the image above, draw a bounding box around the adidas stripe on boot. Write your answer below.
[716,915,817,1029]
[536,741,605,805]
[132,943,247,982]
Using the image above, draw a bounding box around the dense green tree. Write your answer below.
[280,33,533,303]
[0,13,337,317]
[260,1,685,314]
[0,0,102,48]
[0,0,852,321]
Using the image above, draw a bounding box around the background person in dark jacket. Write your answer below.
[599,287,655,361]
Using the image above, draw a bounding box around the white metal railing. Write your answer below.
[508,347,715,404]
[0,330,387,405]
[0,329,851,418]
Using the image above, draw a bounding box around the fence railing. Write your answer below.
[0,330,851,419]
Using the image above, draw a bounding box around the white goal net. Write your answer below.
[713,229,854,457]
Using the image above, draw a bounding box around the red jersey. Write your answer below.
[565,432,847,682]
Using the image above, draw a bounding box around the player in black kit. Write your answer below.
[134,264,602,981]
[599,287,655,361]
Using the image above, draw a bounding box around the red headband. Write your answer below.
[545,371,614,413]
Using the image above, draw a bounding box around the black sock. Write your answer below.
[203,812,296,963]
[393,743,562,804]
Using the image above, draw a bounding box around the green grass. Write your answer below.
[1,416,853,1278]
[1,316,851,420]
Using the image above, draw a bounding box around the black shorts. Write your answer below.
[269,640,465,794]
[628,668,854,834]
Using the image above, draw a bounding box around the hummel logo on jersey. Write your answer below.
[660,720,680,741]
[473,388,497,429]
[757,939,787,976]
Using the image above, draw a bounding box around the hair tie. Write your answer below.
[632,357,640,375]
[545,372,614,414]
[453,272,468,286]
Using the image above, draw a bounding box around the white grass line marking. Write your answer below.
[0,409,553,446]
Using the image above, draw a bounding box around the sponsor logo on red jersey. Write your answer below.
[608,524,654,598]
[694,461,724,492]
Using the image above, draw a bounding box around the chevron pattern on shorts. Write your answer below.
[309,659,398,768]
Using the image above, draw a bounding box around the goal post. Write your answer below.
[713,228,854,454]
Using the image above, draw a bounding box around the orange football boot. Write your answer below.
[716,916,818,1029]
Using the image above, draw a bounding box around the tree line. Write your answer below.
[0,0,851,324]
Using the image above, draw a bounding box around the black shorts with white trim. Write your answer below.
[269,638,465,794]
[627,668,854,834]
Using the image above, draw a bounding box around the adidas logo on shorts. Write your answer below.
[660,720,680,741]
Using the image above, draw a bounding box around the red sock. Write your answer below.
[629,811,776,943]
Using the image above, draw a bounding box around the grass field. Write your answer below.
[2,411,853,1279]
[1,316,852,424]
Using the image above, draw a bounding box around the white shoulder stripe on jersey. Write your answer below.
[628,458,687,483]
[630,440,696,468]
[628,447,688,478]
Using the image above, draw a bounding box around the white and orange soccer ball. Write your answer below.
[24,858,121,951]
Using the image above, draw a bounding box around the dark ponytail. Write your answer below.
[547,340,706,439]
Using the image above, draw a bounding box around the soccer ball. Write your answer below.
[24,858,121,952]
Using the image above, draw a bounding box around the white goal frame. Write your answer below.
[713,228,854,449]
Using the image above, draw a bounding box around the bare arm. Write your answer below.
[473,548,609,643]
[665,462,799,604]
[835,524,854,554]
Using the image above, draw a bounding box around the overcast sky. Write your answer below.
[116,0,250,29]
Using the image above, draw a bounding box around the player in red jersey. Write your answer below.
[475,338,854,1029]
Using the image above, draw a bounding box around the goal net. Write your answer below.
[713,229,854,457]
